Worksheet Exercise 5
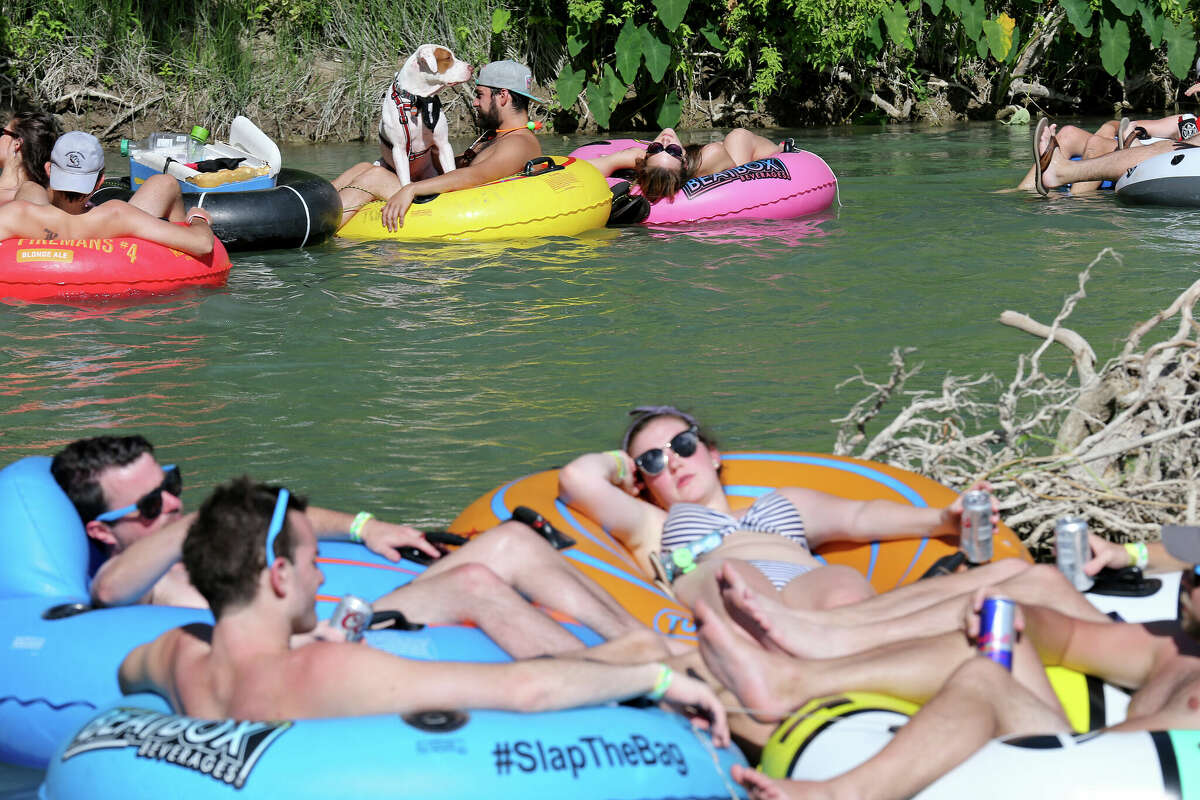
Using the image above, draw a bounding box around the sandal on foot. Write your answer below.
[1032,117,1057,197]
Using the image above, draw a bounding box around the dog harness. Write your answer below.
[378,81,444,163]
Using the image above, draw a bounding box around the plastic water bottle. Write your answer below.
[120,127,208,162]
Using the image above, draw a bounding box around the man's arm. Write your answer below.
[304,505,440,561]
[302,645,728,745]
[380,133,542,230]
[90,514,201,607]
[1022,603,1172,689]
[82,201,214,256]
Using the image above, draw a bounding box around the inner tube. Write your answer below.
[568,139,838,225]
[93,168,341,251]
[448,452,1030,642]
[1115,146,1200,206]
[336,156,612,241]
[0,231,231,303]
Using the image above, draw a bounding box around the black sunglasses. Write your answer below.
[645,141,684,161]
[0,129,18,141]
[633,427,700,476]
[95,465,182,523]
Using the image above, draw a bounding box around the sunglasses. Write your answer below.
[645,141,684,161]
[95,465,181,523]
[265,488,290,565]
[633,427,700,476]
[0,129,17,141]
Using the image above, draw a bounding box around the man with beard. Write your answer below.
[334,60,542,231]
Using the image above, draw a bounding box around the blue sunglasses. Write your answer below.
[95,465,181,523]
[265,488,290,566]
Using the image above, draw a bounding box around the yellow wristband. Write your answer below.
[646,663,673,701]
[349,511,374,543]
[1124,542,1148,569]
[605,450,627,482]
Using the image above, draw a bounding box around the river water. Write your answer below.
[2,121,1198,793]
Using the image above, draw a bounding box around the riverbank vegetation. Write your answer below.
[0,0,1197,137]
[834,249,1200,550]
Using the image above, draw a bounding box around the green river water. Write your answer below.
[1,120,1198,794]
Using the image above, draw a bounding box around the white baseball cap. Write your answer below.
[49,131,104,193]
[476,60,546,104]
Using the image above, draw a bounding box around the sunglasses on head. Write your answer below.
[634,427,700,476]
[95,465,182,523]
[645,141,684,161]
[265,488,290,566]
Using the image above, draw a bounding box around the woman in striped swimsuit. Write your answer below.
[558,405,994,631]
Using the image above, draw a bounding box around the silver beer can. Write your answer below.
[960,490,994,564]
[330,594,373,642]
[1055,517,1093,592]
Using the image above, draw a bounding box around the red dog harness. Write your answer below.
[379,81,444,164]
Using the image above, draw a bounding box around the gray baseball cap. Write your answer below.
[49,131,104,194]
[476,60,546,104]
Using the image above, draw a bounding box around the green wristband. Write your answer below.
[349,511,374,543]
[646,663,673,701]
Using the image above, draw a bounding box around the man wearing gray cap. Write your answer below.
[0,130,214,256]
[335,59,543,231]
[25,130,188,223]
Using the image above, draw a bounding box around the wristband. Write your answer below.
[349,511,374,543]
[646,663,673,701]
[1124,541,1149,569]
[185,211,211,225]
[605,450,627,482]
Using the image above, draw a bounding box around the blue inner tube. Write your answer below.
[93,168,341,252]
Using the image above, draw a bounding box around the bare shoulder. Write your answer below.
[475,131,541,174]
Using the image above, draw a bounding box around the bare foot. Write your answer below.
[719,563,850,659]
[1040,148,1071,190]
[695,599,798,722]
[732,764,840,800]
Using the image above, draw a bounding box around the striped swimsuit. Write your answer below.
[661,491,814,590]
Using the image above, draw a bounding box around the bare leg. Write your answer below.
[732,658,1070,800]
[1042,130,1175,189]
[128,173,185,222]
[721,562,1108,659]
[723,128,784,163]
[335,164,402,225]
[420,521,673,648]
[695,599,978,722]
[374,562,583,658]
[331,161,378,191]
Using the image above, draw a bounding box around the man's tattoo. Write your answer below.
[42,228,58,240]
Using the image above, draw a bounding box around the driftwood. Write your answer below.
[833,249,1200,550]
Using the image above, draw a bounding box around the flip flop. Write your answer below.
[1032,117,1057,197]
[1118,117,1130,150]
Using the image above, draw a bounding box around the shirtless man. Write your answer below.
[19,130,188,223]
[333,60,542,230]
[118,476,729,740]
[698,531,1200,800]
[53,435,666,659]
[0,195,212,257]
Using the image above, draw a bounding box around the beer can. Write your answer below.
[960,490,994,564]
[1180,114,1198,141]
[1055,517,1093,592]
[330,594,373,643]
[978,596,1016,670]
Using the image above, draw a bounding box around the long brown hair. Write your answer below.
[634,143,701,203]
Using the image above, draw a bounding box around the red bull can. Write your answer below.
[1055,516,1093,592]
[978,596,1016,670]
[960,490,994,564]
[330,594,373,642]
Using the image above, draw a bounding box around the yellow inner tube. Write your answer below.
[336,156,612,241]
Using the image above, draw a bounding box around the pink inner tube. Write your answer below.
[568,138,838,225]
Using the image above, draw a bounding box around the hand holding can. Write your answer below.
[960,489,994,564]
[329,595,373,643]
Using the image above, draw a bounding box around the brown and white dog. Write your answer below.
[379,44,474,186]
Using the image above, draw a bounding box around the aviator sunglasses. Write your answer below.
[633,427,700,476]
[645,141,684,161]
[94,465,181,523]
